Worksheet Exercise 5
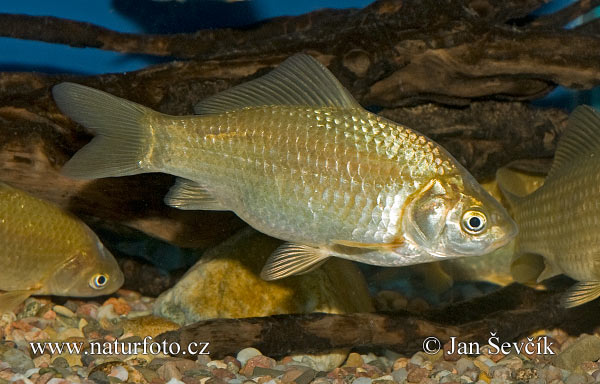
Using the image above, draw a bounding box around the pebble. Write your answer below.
[52,305,75,318]
[240,355,276,377]
[407,367,429,383]
[474,356,496,375]
[565,373,588,384]
[345,352,364,368]
[489,366,512,380]
[353,377,373,384]
[554,335,600,371]
[456,358,475,375]
[236,348,263,366]
[392,367,408,382]
[1,347,34,373]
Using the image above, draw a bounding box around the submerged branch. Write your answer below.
[156,282,599,359]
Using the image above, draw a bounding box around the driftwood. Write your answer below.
[155,281,600,359]
[0,0,595,243]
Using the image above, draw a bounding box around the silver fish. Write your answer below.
[53,54,517,280]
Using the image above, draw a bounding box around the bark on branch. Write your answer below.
[156,281,599,359]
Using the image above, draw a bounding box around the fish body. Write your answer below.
[498,106,600,307]
[0,183,123,312]
[53,54,516,279]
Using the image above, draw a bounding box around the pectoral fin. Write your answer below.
[164,178,227,211]
[331,239,404,250]
[561,281,600,308]
[260,243,330,281]
[0,290,36,313]
[414,262,453,294]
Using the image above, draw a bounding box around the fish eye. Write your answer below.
[461,210,487,235]
[89,274,109,290]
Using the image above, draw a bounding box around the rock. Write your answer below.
[407,367,429,383]
[236,348,262,367]
[541,366,564,383]
[157,361,183,381]
[121,315,179,338]
[0,347,34,373]
[52,305,75,318]
[554,335,600,371]
[474,356,496,375]
[154,228,373,324]
[565,373,588,384]
[353,378,373,384]
[489,366,512,380]
[456,358,475,375]
[289,351,348,371]
[496,356,523,370]
[240,355,276,377]
[344,352,364,368]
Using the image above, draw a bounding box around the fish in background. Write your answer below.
[52,54,517,280]
[498,105,600,308]
[0,183,124,312]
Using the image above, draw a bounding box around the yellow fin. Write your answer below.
[260,243,330,281]
[414,262,453,294]
[549,105,600,180]
[510,253,546,284]
[164,178,226,211]
[332,239,404,250]
[0,290,35,314]
[53,82,153,179]
[194,54,360,115]
[536,261,561,282]
[561,281,600,308]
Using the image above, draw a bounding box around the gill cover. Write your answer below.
[405,179,454,254]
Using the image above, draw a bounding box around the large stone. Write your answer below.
[554,334,600,371]
[154,227,373,324]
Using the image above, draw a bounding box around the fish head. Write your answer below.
[45,229,124,297]
[404,175,517,258]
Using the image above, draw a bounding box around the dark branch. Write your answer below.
[156,282,600,359]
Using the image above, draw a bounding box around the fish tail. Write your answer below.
[53,82,154,179]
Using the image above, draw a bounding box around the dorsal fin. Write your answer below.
[194,54,360,115]
[548,105,600,179]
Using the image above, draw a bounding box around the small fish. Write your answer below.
[0,183,124,312]
[53,54,517,280]
[498,105,600,308]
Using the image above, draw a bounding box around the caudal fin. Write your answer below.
[53,82,153,179]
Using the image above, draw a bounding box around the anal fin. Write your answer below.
[0,290,35,314]
[164,178,227,211]
[260,243,330,281]
[561,281,600,308]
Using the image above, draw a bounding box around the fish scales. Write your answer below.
[53,54,516,279]
[498,105,600,307]
[148,106,453,245]
[0,185,95,291]
[0,183,123,312]
[517,161,600,281]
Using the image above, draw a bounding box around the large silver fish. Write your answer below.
[53,54,517,280]
[498,106,600,307]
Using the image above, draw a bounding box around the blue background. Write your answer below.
[0,0,597,109]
